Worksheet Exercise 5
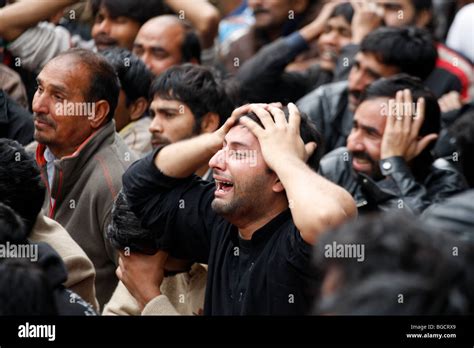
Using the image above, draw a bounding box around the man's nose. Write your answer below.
[209,148,226,170]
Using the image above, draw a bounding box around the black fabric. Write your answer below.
[36,242,97,315]
[319,147,468,214]
[122,148,320,315]
[0,89,34,145]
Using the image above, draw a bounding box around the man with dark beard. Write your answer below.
[121,102,356,315]
[319,74,467,214]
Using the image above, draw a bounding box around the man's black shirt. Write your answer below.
[122,149,320,315]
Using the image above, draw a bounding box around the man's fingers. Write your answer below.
[268,105,287,127]
[250,104,276,130]
[412,97,425,138]
[288,103,301,134]
[402,89,413,133]
[239,115,264,138]
[304,142,317,160]
[415,133,438,156]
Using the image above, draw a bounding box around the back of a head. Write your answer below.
[0,202,28,245]
[313,211,474,315]
[238,107,324,172]
[90,0,165,25]
[55,48,121,122]
[449,110,474,188]
[101,47,153,105]
[0,139,45,233]
[0,258,57,315]
[149,64,233,126]
[107,190,159,254]
[360,26,437,80]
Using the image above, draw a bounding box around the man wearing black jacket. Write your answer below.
[319,75,467,213]
[0,89,33,145]
[121,103,356,315]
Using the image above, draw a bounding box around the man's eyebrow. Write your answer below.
[228,141,250,148]
[36,78,68,94]
[361,123,381,136]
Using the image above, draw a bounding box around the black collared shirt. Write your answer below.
[123,149,319,315]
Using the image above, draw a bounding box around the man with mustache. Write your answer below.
[121,102,357,315]
[297,26,437,155]
[319,74,467,213]
[148,64,233,179]
[32,48,135,307]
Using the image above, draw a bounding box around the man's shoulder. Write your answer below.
[297,80,348,110]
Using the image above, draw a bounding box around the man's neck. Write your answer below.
[237,202,288,240]
[46,144,79,159]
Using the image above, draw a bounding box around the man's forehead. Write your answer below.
[225,125,257,146]
[151,97,186,109]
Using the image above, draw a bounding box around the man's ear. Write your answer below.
[416,10,432,28]
[294,0,309,14]
[200,112,220,133]
[129,97,149,121]
[272,177,285,193]
[89,100,110,129]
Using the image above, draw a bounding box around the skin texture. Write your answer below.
[347,52,400,111]
[132,16,186,76]
[32,55,110,158]
[317,15,352,70]
[91,5,142,51]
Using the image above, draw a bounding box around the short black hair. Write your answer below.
[149,64,233,127]
[360,26,437,80]
[180,20,202,64]
[107,190,159,254]
[237,107,324,172]
[56,48,121,122]
[330,3,354,24]
[90,0,165,25]
[413,0,432,12]
[0,139,45,233]
[313,211,474,315]
[0,258,57,315]
[449,110,474,187]
[0,202,28,245]
[101,48,153,106]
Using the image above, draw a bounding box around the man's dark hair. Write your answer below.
[90,0,165,25]
[0,258,57,315]
[449,110,474,187]
[101,48,153,107]
[107,190,159,254]
[0,139,45,233]
[361,74,440,179]
[330,3,354,23]
[313,211,474,315]
[56,48,120,122]
[360,26,437,80]
[0,202,28,244]
[180,20,202,64]
[149,64,233,128]
[413,0,432,12]
[237,107,324,172]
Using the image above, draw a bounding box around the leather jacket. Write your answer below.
[319,147,468,214]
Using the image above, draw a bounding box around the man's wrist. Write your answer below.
[379,156,409,176]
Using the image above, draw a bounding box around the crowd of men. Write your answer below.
[0,0,473,316]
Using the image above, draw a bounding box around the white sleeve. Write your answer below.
[7,22,73,73]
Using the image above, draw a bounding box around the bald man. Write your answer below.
[132,15,201,76]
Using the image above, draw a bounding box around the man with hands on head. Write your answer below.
[121,102,357,315]
[319,74,467,213]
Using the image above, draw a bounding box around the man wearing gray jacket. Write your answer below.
[31,48,136,307]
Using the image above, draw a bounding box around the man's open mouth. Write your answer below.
[215,179,234,195]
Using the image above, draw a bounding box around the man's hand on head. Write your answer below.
[239,103,317,171]
[380,89,438,162]
[116,250,168,311]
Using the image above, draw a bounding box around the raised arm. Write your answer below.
[0,0,78,41]
[164,0,220,49]
[240,103,357,244]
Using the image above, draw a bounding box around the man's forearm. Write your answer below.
[273,157,357,244]
[0,0,78,41]
[155,133,220,178]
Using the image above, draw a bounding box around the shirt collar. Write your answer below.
[44,147,57,164]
